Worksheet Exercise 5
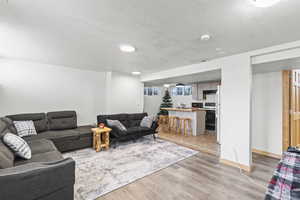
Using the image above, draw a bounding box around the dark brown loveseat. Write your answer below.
[0,111,94,200]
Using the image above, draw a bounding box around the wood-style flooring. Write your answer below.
[97,152,278,200]
[159,131,220,156]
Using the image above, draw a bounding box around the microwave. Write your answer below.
[192,102,203,108]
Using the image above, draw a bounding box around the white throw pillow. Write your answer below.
[107,120,127,131]
[140,116,154,128]
[3,133,32,159]
[13,120,37,137]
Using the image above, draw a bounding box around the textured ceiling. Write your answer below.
[1,0,300,74]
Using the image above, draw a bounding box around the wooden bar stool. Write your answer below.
[183,118,192,136]
[178,118,185,135]
[169,116,179,133]
[158,115,169,132]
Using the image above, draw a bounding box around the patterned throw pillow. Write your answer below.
[13,120,37,137]
[107,120,127,131]
[140,116,154,128]
[3,133,32,159]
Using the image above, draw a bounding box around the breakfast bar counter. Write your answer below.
[162,108,206,136]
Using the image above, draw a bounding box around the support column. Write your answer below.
[219,54,252,171]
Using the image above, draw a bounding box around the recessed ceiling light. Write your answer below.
[251,0,281,7]
[120,44,136,53]
[216,48,222,51]
[132,71,141,75]
[164,84,170,88]
[201,34,211,41]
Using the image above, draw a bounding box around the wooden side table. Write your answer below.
[91,127,112,152]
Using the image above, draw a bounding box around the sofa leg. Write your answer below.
[112,141,118,149]
[153,134,156,140]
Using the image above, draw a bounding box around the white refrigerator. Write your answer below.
[216,85,221,144]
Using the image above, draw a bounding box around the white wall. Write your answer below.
[144,93,162,116]
[252,72,282,155]
[107,72,144,114]
[0,59,106,125]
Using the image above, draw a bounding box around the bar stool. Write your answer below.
[183,118,192,136]
[169,116,179,133]
[178,118,185,135]
[158,115,169,132]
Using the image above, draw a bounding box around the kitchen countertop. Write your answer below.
[161,108,215,112]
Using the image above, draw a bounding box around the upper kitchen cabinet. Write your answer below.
[192,81,221,101]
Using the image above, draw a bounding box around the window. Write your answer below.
[171,85,192,96]
[177,87,183,95]
[171,87,177,96]
[184,86,192,96]
[144,87,160,96]
[153,87,159,95]
[148,87,153,96]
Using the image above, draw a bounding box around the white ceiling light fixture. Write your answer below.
[251,0,281,7]
[201,34,211,41]
[132,71,141,75]
[119,44,136,53]
[163,84,170,88]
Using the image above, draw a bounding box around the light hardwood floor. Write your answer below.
[97,151,278,200]
[159,131,220,155]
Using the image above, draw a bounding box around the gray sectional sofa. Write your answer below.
[0,111,94,200]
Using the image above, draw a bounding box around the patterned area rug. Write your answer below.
[63,136,198,200]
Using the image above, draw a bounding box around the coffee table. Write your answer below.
[91,127,112,152]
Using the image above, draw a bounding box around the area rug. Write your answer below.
[63,136,198,200]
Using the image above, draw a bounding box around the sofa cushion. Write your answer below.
[3,133,32,160]
[97,114,129,128]
[13,120,37,137]
[126,126,153,135]
[0,140,14,169]
[23,129,80,142]
[72,125,93,138]
[14,150,63,166]
[6,113,47,133]
[0,117,17,134]
[128,113,147,127]
[47,111,77,130]
[27,139,58,155]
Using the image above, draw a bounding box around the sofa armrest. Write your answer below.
[151,120,159,133]
[0,158,75,200]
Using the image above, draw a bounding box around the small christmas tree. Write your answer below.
[158,89,173,115]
